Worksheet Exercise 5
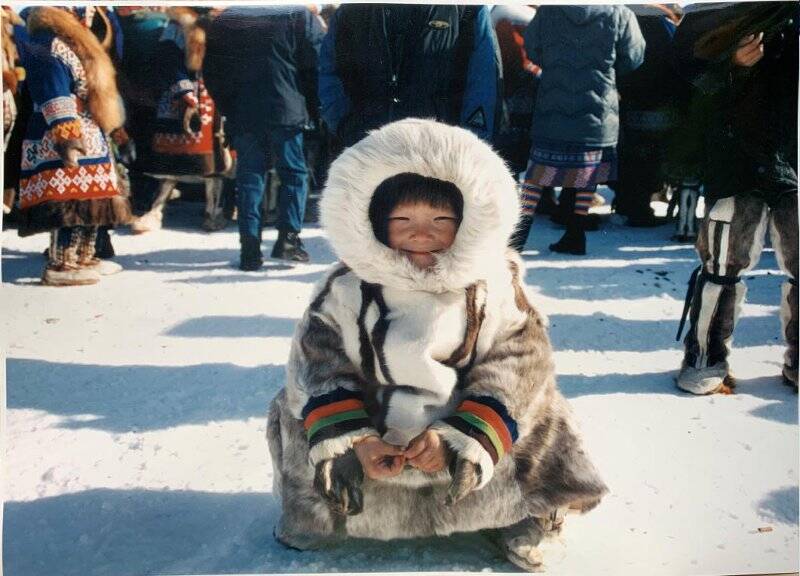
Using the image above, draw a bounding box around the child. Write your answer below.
[268,119,607,571]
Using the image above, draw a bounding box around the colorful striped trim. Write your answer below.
[574,191,595,216]
[443,395,518,464]
[302,388,372,447]
[520,182,543,213]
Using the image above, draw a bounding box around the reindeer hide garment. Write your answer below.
[267,119,608,543]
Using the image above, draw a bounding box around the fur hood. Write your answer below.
[27,7,123,133]
[320,119,521,294]
[167,7,206,72]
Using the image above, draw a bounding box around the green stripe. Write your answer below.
[306,409,369,440]
[456,411,505,458]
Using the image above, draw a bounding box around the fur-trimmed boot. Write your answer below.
[79,227,122,276]
[130,209,164,234]
[42,229,101,286]
[497,511,566,572]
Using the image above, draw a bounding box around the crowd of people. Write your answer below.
[2,3,796,571]
[2,3,796,378]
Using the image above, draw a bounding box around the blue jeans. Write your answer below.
[232,128,308,244]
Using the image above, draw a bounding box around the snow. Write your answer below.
[2,191,798,576]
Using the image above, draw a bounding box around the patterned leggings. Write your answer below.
[48,226,98,267]
[520,183,596,216]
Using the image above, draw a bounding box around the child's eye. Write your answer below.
[389,216,410,222]
[434,217,456,222]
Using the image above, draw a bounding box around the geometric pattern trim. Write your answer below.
[40,96,78,126]
[19,162,119,208]
[22,116,109,173]
[50,38,88,99]
[50,119,83,142]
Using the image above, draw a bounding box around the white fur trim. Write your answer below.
[307,427,378,467]
[430,421,495,490]
[320,119,520,293]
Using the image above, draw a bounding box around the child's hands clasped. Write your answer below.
[353,436,406,479]
[405,430,448,473]
[354,430,447,479]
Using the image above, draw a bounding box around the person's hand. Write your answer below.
[182,105,200,134]
[405,430,447,473]
[732,32,764,67]
[353,435,406,480]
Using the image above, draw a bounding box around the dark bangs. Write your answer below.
[368,173,464,246]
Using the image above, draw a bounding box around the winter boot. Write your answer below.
[240,237,264,271]
[676,360,734,395]
[780,278,798,389]
[131,209,164,234]
[677,260,747,396]
[42,261,101,286]
[550,189,575,226]
[535,186,557,216]
[673,181,700,242]
[94,227,116,259]
[497,511,566,572]
[42,229,100,286]
[549,215,586,255]
[79,227,122,276]
[271,230,309,263]
[626,190,661,227]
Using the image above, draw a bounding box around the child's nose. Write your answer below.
[410,223,435,238]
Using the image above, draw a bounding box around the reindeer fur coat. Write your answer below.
[267,119,607,546]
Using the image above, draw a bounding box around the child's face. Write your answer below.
[387,201,458,269]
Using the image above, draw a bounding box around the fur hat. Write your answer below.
[320,119,520,293]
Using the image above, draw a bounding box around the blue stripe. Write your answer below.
[20,156,112,178]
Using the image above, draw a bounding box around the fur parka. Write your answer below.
[26,7,123,133]
[267,119,607,546]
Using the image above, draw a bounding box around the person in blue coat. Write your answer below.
[318,4,502,149]
[511,5,645,255]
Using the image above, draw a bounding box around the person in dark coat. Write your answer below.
[511,5,645,255]
[674,2,798,394]
[615,4,686,228]
[204,6,324,269]
[318,4,502,149]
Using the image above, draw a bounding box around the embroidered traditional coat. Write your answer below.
[268,119,608,544]
[149,14,216,176]
[20,34,117,209]
[17,7,129,235]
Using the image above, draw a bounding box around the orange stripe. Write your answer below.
[459,400,513,452]
[304,398,365,429]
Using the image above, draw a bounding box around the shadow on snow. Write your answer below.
[6,358,286,433]
[3,488,513,576]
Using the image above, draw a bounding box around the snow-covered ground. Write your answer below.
[2,192,798,576]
